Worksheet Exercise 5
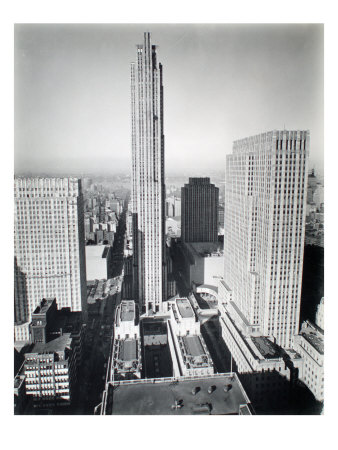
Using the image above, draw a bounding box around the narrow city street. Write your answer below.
[72,198,128,413]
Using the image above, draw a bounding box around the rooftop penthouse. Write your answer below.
[100,373,253,415]
[169,297,200,339]
[115,300,137,328]
[114,300,139,340]
[121,301,135,322]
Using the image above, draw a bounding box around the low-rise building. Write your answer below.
[177,241,224,290]
[168,298,214,377]
[18,298,85,409]
[218,300,302,376]
[293,321,324,402]
[109,301,142,381]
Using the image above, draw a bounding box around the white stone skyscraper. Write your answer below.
[131,32,166,314]
[222,130,309,349]
[14,177,87,341]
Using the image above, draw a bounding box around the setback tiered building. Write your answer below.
[221,130,309,350]
[131,32,167,314]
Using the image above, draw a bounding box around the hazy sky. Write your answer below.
[14,24,324,176]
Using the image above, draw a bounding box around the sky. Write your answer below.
[14,23,324,177]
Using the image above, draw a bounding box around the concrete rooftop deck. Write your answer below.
[176,298,194,318]
[120,301,135,322]
[182,335,205,357]
[105,374,251,415]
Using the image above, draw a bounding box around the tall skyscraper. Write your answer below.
[14,177,87,341]
[181,178,219,243]
[223,130,309,348]
[131,32,166,314]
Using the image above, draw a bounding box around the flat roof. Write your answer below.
[120,301,135,322]
[29,333,72,355]
[182,335,205,357]
[176,298,194,318]
[302,331,324,355]
[251,336,281,359]
[105,374,250,415]
[188,242,221,254]
[120,339,137,362]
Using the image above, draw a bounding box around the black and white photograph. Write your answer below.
[12,16,327,423]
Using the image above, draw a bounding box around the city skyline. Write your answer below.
[13,26,325,418]
[15,24,323,177]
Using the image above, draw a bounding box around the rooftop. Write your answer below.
[186,241,223,258]
[32,298,55,315]
[112,338,141,373]
[104,374,251,415]
[29,333,72,355]
[120,339,137,362]
[302,330,324,355]
[176,298,194,318]
[251,336,282,359]
[182,335,205,357]
[120,301,135,322]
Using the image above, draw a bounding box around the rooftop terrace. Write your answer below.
[120,339,137,362]
[176,298,194,318]
[112,337,141,373]
[178,335,213,368]
[251,336,282,359]
[182,335,205,357]
[103,373,251,415]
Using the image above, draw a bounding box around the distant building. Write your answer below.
[165,217,181,238]
[177,241,224,290]
[166,196,181,218]
[14,178,87,342]
[181,178,219,243]
[218,203,225,230]
[293,321,324,401]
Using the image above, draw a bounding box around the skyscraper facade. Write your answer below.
[14,177,87,341]
[223,130,309,348]
[131,32,166,314]
[181,178,219,243]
